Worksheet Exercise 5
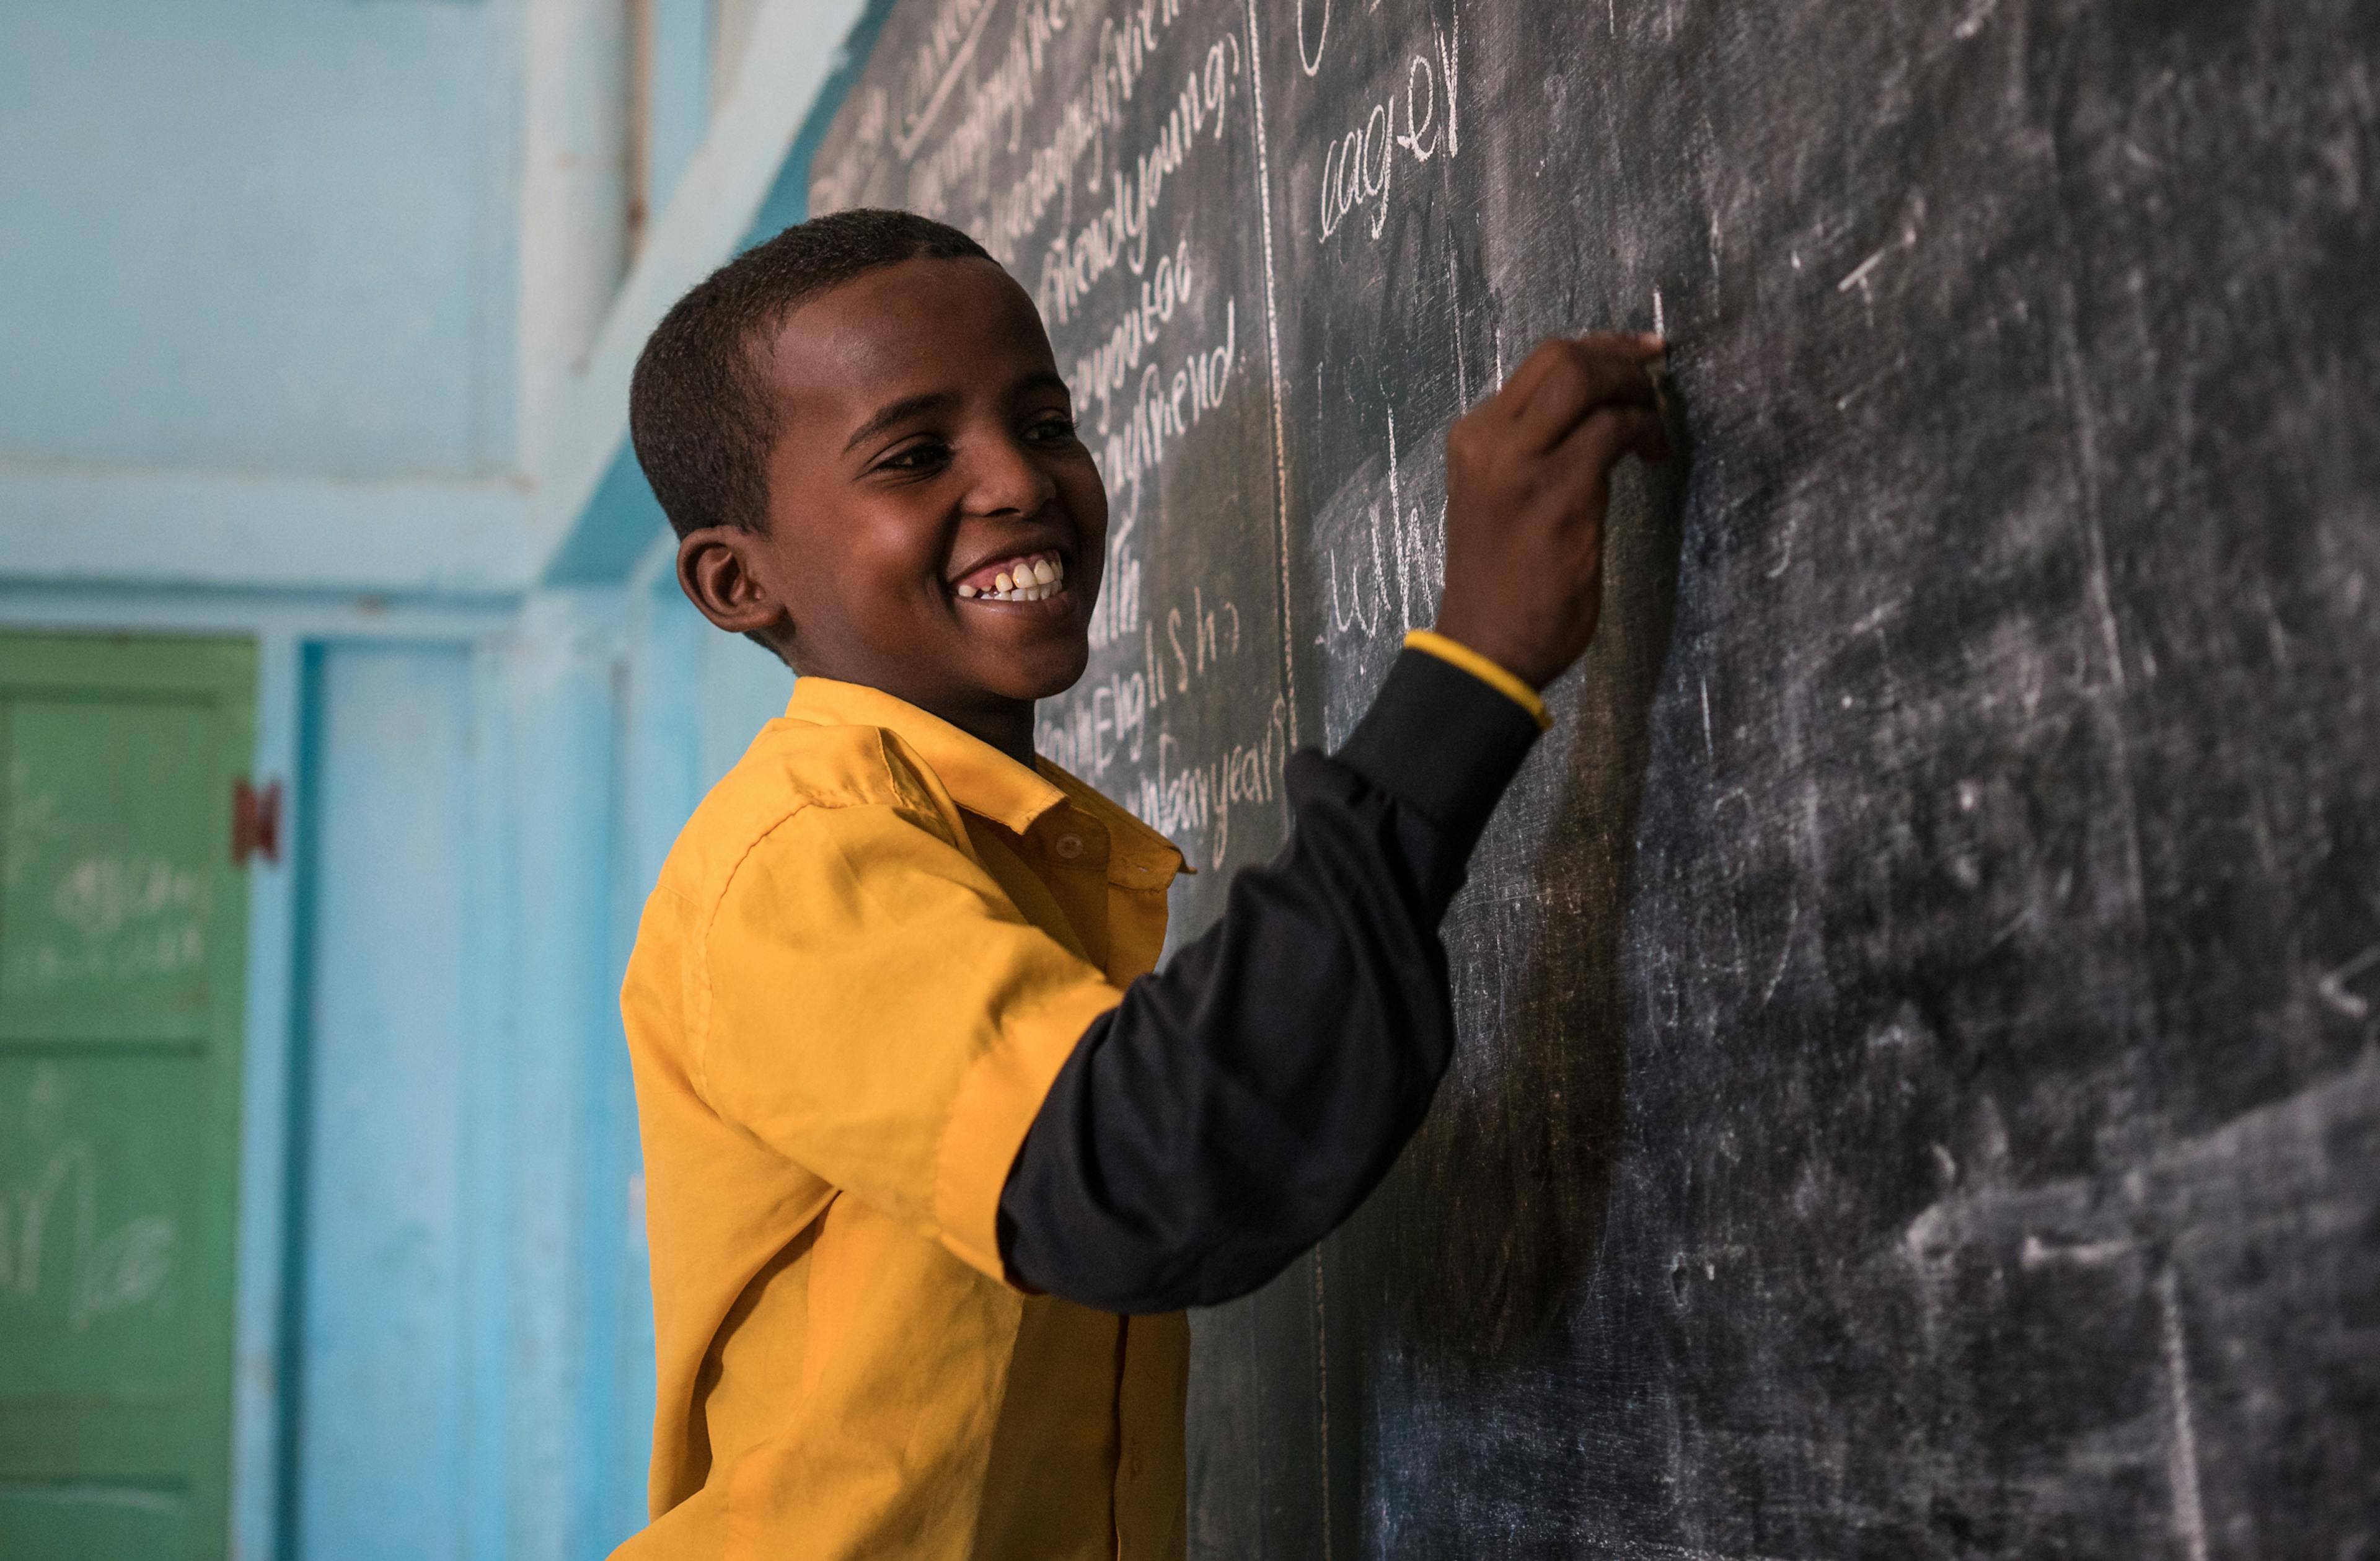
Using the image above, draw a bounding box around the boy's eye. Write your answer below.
[1026,413,1078,444]
[876,440,949,474]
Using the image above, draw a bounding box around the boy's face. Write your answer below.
[683,257,1107,739]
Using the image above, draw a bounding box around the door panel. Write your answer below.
[1,697,223,1045]
[0,632,255,1561]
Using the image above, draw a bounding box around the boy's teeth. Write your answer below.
[958,553,1067,601]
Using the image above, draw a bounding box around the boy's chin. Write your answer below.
[997,637,1092,702]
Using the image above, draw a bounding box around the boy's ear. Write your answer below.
[677,526,790,640]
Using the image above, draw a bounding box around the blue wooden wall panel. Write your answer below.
[461,640,521,1561]
[505,590,630,1561]
[606,583,703,1543]
[291,643,478,1560]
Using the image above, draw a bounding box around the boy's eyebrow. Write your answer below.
[844,391,955,453]
[842,373,1074,453]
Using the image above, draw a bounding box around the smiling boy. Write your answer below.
[615,210,1666,1560]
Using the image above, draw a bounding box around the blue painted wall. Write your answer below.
[645,0,715,232]
[290,643,486,1560]
[0,0,518,479]
[0,1,870,1555]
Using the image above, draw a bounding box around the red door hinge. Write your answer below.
[234,778,282,867]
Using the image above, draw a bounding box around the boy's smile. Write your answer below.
[676,256,1108,763]
[953,546,1068,602]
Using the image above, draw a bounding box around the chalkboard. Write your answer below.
[811,1,2380,1554]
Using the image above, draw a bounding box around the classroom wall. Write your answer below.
[0,0,528,593]
[0,1,849,1556]
[0,0,518,480]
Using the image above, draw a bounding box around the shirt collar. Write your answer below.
[783,676,1064,834]
[779,678,1187,881]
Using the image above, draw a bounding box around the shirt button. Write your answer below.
[1054,833,1085,859]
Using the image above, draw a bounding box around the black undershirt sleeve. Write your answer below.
[997,646,1543,1313]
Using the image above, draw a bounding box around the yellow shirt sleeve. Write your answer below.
[697,798,1124,1285]
[1403,629,1553,730]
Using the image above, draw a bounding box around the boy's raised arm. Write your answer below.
[1000,334,1669,1311]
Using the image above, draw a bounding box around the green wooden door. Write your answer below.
[0,632,255,1560]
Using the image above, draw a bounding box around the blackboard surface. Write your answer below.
[812,1,2380,1554]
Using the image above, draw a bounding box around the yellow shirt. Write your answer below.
[614,675,1190,1561]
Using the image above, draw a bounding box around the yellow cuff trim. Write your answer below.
[1404,630,1552,730]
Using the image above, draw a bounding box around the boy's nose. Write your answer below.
[964,436,1059,518]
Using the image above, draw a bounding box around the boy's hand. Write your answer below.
[1433,332,1670,690]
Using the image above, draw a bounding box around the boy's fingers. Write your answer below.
[1485,332,1664,420]
[1643,414,1672,464]
[1546,404,1667,499]
[1633,399,1672,464]
[1591,330,1668,359]
[1512,343,1660,453]
[1486,337,1584,418]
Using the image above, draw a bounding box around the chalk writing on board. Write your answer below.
[1041,585,1245,782]
[1323,409,1446,647]
[891,0,1002,158]
[868,0,1217,267]
[824,0,2380,1550]
[1316,9,1460,242]
[1130,697,1285,867]
[1038,27,1242,307]
[1068,234,1198,433]
[1093,294,1238,523]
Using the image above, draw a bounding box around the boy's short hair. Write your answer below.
[630,208,994,538]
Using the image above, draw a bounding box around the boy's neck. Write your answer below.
[790,653,1040,768]
[944,699,1038,769]
[829,671,1037,768]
